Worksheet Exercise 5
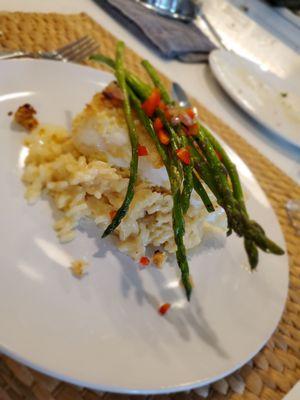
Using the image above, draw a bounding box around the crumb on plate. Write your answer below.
[14,103,39,131]
[152,250,166,268]
[71,259,88,278]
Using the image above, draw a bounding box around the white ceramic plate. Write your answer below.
[0,60,288,394]
[209,49,300,151]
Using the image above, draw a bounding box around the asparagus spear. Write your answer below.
[244,238,259,268]
[199,124,284,262]
[194,124,238,217]
[181,135,194,214]
[141,60,172,104]
[242,219,284,254]
[194,124,284,255]
[198,124,258,268]
[156,109,183,184]
[187,138,219,205]
[102,42,139,238]
[159,114,193,215]
[169,164,192,300]
[91,54,152,99]
[199,125,243,202]
[192,172,215,213]
[128,89,192,299]
[141,63,196,215]
[90,53,115,69]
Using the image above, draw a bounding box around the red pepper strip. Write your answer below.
[158,303,171,315]
[137,144,148,156]
[153,117,163,132]
[176,147,191,165]
[186,107,196,119]
[141,88,161,117]
[139,256,150,266]
[157,129,170,145]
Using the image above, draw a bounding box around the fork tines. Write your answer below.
[58,36,99,62]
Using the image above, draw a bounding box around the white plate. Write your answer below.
[209,49,300,151]
[0,59,288,394]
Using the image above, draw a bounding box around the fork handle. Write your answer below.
[0,51,63,61]
[0,50,31,60]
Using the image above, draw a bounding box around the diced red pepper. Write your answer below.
[137,144,148,156]
[109,210,117,220]
[158,303,171,315]
[157,101,171,120]
[141,89,161,117]
[158,101,167,111]
[157,129,170,145]
[153,117,163,132]
[186,107,196,119]
[187,123,198,136]
[176,147,191,165]
[139,256,150,267]
[164,107,172,121]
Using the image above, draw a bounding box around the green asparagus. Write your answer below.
[102,42,139,238]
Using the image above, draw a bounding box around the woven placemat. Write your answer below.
[0,11,299,400]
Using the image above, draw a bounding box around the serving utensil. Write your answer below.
[172,81,191,107]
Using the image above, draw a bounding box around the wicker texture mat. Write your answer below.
[0,11,299,400]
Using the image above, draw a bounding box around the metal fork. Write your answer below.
[0,36,99,62]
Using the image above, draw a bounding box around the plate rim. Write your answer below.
[209,48,300,152]
[0,58,289,394]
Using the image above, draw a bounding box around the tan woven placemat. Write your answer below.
[0,11,299,400]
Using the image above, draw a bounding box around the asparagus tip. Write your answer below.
[207,204,215,213]
[101,228,110,239]
[244,238,259,270]
[182,277,192,301]
[269,244,285,255]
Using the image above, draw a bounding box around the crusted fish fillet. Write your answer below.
[72,92,169,188]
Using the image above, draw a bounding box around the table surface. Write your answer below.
[1,0,299,184]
